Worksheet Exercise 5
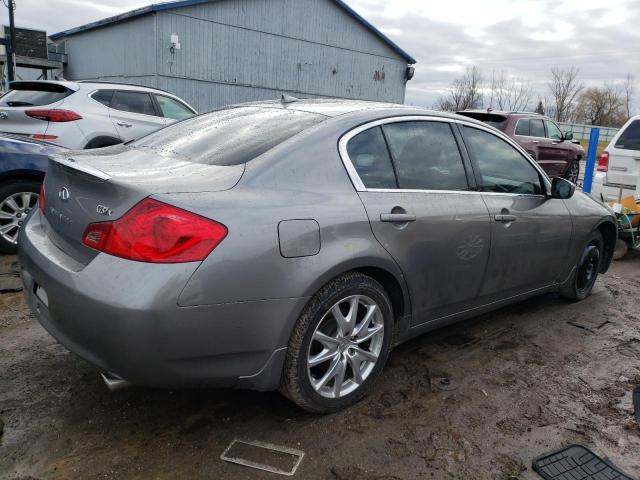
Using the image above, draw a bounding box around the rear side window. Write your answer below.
[382,121,468,190]
[131,106,325,166]
[111,91,157,116]
[462,126,543,195]
[0,82,72,107]
[91,89,113,107]
[155,95,194,120]
[346,127,397,189]
[615,120,640,151]
[515,119,529,136]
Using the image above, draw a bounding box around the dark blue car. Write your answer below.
[0,134,66,253]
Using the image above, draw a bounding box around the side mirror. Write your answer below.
[563,131,573,141]
[550,177,575,199]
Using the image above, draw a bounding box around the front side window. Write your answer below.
[111,91,157,116]
[615,120,640,151]
[155,95,194,120]
[529,119,545,138]
[346,126,397,189]
[382,121,468,190]
[462,126,543,195]
[545,120,562,140]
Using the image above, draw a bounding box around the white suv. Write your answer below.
[0,80,196,149]
[592,115,640,202]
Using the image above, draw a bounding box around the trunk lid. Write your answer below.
[41,144,245,264]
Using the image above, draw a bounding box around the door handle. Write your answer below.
[495,214,517,223]
[532,140,539,144]
[117,121,133,128]
[380,213,416,223]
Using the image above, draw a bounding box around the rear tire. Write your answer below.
[561,230,603,301]
[0,179,41,254]
[280,272,394,413]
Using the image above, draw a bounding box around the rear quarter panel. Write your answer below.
[165,117,409,347]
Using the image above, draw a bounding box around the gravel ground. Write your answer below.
[1,253,639,480]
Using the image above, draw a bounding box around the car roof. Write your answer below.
[239,98,477,122]
[459,109,546,118]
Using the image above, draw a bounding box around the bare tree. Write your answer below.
[574,84,626,127]
[623,73,634,119]
[437,66,483,111]
[487,70,533,111]
[548,66,584,122]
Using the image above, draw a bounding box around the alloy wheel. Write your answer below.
[0,192,38,245]
[307,295,384,399]
[567,161,580,184]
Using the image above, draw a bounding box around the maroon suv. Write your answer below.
[457,110,584,183]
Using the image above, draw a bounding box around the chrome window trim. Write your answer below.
[338,115,551,196]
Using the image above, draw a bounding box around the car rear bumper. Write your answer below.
[590,172,637,202]
[18,212,305,391]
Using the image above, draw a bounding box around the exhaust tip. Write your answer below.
[100,372,132,392]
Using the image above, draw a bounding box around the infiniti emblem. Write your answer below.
[58,187,70,201]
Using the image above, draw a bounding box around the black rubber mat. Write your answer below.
[634,385,640,424]
[532,445,635,480]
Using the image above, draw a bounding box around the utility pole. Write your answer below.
[6,0,16,82]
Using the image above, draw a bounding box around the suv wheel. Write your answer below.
[0,179,40,253]
[281,272,393,413]
[564,160,580,184]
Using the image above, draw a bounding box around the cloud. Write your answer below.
[4,0,639,112]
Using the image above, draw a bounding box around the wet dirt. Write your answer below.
[1,253,639,479]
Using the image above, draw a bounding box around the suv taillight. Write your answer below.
[39,180,45,214]
[82,198,227,263]
[25,109,82,122]
[597,151,609,172]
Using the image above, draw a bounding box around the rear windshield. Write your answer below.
[615,120,640,151]
[130,106,326,165]
[457,112,507,130]
[0,82,72,107]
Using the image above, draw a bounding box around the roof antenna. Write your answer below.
[281,94,298,104]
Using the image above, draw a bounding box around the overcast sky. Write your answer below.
[5,0,640,112]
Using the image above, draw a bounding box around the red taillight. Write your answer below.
[25,109,82,122]
[39,180,45,214]
[31,134,59,140]
[82,198,227,263]
[597,151,609,172]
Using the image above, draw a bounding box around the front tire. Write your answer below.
[0,179,41,254]
[280,272,394,413]
[561,230,603,301]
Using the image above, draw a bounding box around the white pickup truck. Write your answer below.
[592,115,640,202]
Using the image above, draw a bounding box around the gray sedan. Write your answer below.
[18,100,616,413]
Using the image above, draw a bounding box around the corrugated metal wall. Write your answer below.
[63,0,409,112]
[63,15,157,82]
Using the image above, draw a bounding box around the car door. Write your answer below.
[459,124,573,301]
[340,117,492,326]
[109,90,166,142]
[606,118,640,188]
[539,120,572,177]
